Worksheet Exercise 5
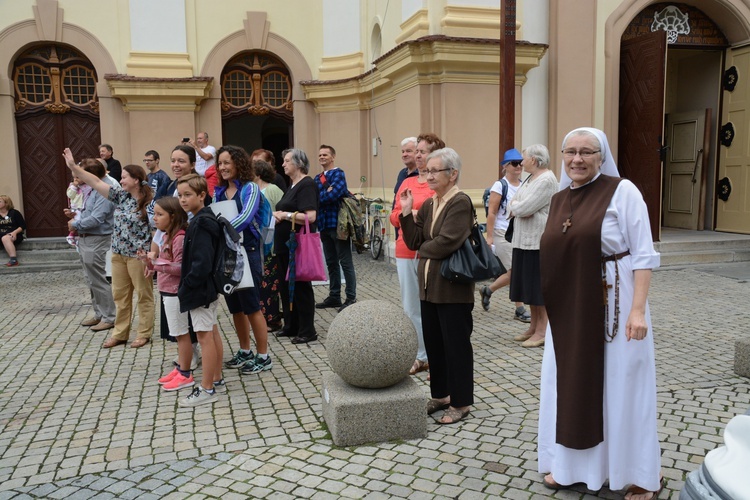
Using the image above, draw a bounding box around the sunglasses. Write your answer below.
[504,161,522,167]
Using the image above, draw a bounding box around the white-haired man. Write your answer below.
[393,136,418,196]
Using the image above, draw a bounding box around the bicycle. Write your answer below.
[354,193,388,260]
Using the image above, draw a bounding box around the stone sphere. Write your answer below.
[327,300,417,388]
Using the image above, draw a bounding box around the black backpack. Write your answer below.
[483,179,509,217]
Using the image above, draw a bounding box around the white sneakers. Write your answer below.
[178,386,218,407]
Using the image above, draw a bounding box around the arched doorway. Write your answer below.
[611,1,750,238]
[220,51,293,167]
[13,44,101,237]
[619,4,728,239]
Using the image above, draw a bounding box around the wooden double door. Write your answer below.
[16,112,100,237]
[13,44,101,237]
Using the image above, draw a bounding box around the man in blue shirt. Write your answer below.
[144,150,171,197]
[314,145,357,312]
[66,158,116,332]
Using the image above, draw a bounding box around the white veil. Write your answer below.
[558,127,620,191]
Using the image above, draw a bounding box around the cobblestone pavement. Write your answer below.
[1,254,749,499]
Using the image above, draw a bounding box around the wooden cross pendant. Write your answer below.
[602,280,612,302]
[562,218,572,233]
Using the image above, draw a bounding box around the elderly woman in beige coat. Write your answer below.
[399,147,475,425]
[508,144,558,347]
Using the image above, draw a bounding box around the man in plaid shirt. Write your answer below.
[314,145,357,312]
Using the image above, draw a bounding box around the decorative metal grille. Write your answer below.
[220,51,292,118]
[222,70,254,107]
[15,63,52,104]
[13,44,98,115]
[63,66,97,105]
[261,71,290,108]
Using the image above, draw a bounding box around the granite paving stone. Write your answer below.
[0,258,749,497]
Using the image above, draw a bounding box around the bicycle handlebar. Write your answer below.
[353,193,384,204]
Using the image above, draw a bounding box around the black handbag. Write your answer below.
[441,206,504,283]
[504,217,514,243]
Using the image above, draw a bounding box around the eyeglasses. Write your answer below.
[142,159,155,163]
[425,167,452,176]
[562,149,600,159]
[506,161,522,167]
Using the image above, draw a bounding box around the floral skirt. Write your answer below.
[260,252,282,326]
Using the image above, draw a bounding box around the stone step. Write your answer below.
[1,237,81,274]
[655,237,750,253]
[655,230,750,267]
[9,248,80,264]
[12,237,73,251]
[659,248,750,267]
[0,261,82,275]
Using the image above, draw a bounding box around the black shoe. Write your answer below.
[276,328,295,338]
[315,297,342,309]
[337,298,357,312]
[291,334,318,344]
[267,321,283,332]
[480,285,492,312]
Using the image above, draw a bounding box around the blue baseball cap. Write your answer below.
[501,148,523,165]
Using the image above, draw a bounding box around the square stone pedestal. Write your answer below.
[321,372,427,447]
[735,338,750,378]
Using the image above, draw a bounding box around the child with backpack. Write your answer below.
[176,174,225,407]
[142,197,194,391]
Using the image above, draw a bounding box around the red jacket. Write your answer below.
[205,165,218,197]
[390,177,434,258]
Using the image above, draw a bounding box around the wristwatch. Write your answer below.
[287,212,292,220]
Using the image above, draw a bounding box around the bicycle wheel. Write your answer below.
[370,218,383,260]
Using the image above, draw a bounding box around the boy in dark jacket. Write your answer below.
[177,174,224,407]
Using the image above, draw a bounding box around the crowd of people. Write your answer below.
[50,136,368,406]
[3,126,663,498]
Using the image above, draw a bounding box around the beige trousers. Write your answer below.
[110,253,154,340]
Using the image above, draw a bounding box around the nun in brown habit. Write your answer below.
[537,128,663,499]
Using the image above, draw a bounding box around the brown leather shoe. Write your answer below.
[90,321,114,332]
[81,316,101,327]
[130,338,150,348]
[102,337,127,348]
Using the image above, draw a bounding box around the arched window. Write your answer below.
[13,45,98,116]
[220,51,293,120]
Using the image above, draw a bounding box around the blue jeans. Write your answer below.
[320,228,356,301]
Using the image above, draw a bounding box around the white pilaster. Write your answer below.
[520,0,549,148]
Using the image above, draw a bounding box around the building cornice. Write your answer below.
[301,36,547,113]
[104,74,214,112]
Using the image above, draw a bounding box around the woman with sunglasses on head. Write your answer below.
[537,127,661,498]
[479,148,531,324]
